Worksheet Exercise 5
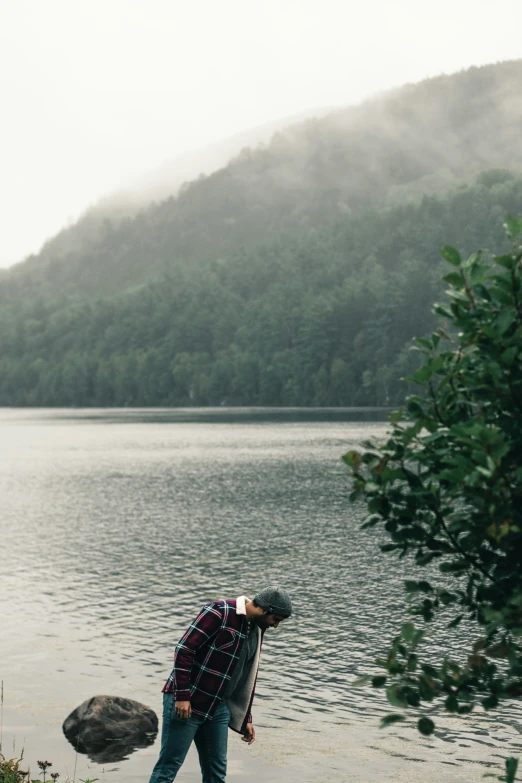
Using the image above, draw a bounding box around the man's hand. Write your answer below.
[241,723,255,745]
[175,700,192,720]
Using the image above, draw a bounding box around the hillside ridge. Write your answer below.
[3,59,522,303]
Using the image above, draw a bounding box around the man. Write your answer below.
[148,586,293,783]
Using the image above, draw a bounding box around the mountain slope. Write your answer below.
[3,59,522,304]
[0,172,520,407]
[26,107,332,270]
[96,106,334,213]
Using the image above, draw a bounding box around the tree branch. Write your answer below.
[435,510,497,584]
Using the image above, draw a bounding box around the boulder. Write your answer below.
[63,695,158,763]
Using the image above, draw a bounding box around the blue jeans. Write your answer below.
[148,693,230,783]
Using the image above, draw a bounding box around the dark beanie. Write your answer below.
[254,586,293,618]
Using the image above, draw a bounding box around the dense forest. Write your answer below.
[2,61,522,407]
[0,171,520,407]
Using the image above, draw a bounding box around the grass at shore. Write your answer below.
[0,685,96,783]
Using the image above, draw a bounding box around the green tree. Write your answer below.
[2,172,522,407]
[345,219,522,782]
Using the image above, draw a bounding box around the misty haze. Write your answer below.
[2,3,522,783]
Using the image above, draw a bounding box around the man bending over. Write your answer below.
[148,586,293,783]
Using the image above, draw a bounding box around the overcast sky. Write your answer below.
[1,0,522,268]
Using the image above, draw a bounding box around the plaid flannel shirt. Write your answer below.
[163,597,261,728]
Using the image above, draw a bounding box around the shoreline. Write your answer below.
[2,700,517,783]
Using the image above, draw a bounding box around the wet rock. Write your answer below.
[63,695,158,763]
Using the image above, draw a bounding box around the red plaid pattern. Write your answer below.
[163,599,258,726]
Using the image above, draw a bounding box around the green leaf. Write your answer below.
[401,622,415,642]
[368,497,390,515]
[441,245,462,266]
[447,614,464,628]
[360,518,380,530]
[386,684,408,708]
[438,589,458,606]
[380,713,406,728]
[495,253,518,271]
[482,695,499,710]
[501,346,519,366]
[405,580,433,594]
[474,282,492,300]
[445,694,459,712]
[421,663,439,678]
[410,356,444,384]
[414,338,433,351]
[406,688,421,707]
[442,272,465,288]
[505,757,519,783]
[463,250,482,268]
[372,676,387,688]
[352,675,372,687]
[417,717,435,736]
[388,407,404,424]
[405,398,425,416]
[491,308,516,337]
[504,215,522,240]
[416,552,436,566]
[380,543,401,553]
[440,560,469,574]
[433,302,454,319]
[342,450,362,469]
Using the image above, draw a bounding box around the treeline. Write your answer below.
[0,171,520,407]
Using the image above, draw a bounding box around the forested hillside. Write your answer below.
[3,60,522,304]
[0,171,520,407]
[2,61,522,407]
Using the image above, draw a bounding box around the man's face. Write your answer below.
[254,612,286,630]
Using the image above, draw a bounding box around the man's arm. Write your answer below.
[171,602,224,701]
[241,670,257,742]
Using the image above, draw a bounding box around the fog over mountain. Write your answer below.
[4,0,522,271]
[93,107,334,218]
[1,60,522,407]
[5,59,522,298]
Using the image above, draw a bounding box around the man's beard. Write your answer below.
[253,615,271,630]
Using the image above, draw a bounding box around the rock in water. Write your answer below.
[63,695,158,763]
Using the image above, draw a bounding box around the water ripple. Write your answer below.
[1,409,520,782]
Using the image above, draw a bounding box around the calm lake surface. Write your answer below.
[1,408,521,783]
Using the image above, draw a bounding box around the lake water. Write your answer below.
[1,409,521,783]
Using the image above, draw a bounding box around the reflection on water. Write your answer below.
[1,408,521,783]
[64,727,157,764]
[61,694,158,763]
[38,406,392,424]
